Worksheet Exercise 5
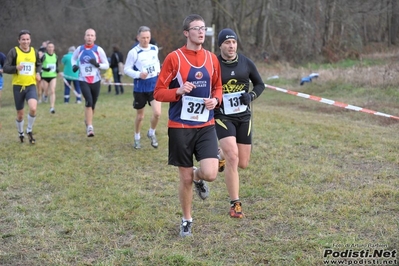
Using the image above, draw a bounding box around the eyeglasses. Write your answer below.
[187,26,207,32]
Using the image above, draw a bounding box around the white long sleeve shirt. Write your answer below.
[124,44,160,80]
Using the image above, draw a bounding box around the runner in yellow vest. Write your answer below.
[3,30,42,144]
[41,42,59,113]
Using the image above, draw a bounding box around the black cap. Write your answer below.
[218,28,237,47]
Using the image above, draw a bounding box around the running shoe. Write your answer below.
[27,131,35,144]
[218,148,225,172]
[87,126,94,137]
[179,220,193,237]
[193,167,209,200]
[147,131,158,148]
[229,201,244,218]
[50,108,55,114]
[19,132,24,143]
[134,139,141,149]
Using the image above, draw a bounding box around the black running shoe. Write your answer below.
[27,131,35,144]
[19,132,24,143]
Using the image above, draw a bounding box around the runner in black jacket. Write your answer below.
[214,28,265,218]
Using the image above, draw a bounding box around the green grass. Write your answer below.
[301,57,388,70]
[0,64,398,266]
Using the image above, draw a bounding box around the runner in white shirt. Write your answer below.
[71,28,109,137]
[124,26,161,149]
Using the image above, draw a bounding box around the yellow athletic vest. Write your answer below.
[13,46,37,86]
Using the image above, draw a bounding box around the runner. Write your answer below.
[3,30,42,144]
[124,26,161,149]
[71,28,109,137]
[214,28,265,218]
[154,14,222,237]
[41,42,59,113]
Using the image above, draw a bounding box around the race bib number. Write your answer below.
[81,63,95,77]
[180,95,209,122]
[47,63,56,72]
[142,61,160,78]
[223,91,247,115]
[19,62,34,75]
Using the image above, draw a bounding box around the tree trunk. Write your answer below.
[323,0,337,47]
[390,0,399,45]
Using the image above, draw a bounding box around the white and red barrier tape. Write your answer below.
[101,80,134,86]
[265,84,399,120]
[62,77,81,97]
[60,73,134,86]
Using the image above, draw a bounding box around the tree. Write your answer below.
[1,0,398,63]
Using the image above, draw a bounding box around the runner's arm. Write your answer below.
[210,53,223,106]
[3,48,17,74]
[248,58,264,99]
[124,49,140,79]
[97,47,109,70]
[154,53,181,102]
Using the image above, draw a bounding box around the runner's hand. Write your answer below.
[89,58,100,68]
[176,82,196,95]
[239,92,254,105]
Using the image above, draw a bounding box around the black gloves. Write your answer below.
[239,92,255,105]
[89,58,100,68]
[72,58,99,72]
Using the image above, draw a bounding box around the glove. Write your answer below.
[72,65,79,73]
[239,92,255,105]
[89,58,100,68]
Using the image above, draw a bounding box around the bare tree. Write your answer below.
[1,0,398,63]
[390,0,399,45]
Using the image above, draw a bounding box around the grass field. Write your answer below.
[0,56,398,265]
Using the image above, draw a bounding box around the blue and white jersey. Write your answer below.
[124,44,160,92]
[71,44,109,84]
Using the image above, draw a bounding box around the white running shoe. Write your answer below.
[179,220,193,237]
[87,126,94,137]
[147,130,158,148]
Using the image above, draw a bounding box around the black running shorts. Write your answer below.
[215,118,252,145]
[13,84,37,110]
[168,125,219,167]
[133,91,154,109]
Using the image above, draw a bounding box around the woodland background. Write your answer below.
[1,0,399,64]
